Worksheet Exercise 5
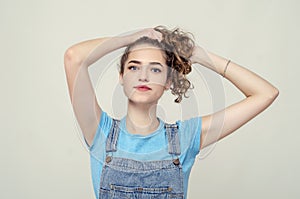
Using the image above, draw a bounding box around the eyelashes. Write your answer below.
[127,65,162,73]
[128,66,138,70]
[151,68,162,73]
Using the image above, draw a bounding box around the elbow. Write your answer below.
[270,87,279,100]
[64,47,83,68]
[263,87,279,105]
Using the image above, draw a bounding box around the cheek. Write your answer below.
[121,74,136,96]
[150,74,168,86]
[122,72,136,83]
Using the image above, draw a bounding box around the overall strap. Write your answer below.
[165,123,181,156]
[105,119,121,153]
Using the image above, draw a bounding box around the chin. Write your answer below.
[128,98,158,105]
[127,94,161,105]
[125,90,164,105]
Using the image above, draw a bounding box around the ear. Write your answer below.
[119,73,124,86]
[164,78,172,90]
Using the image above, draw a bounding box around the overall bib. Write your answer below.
[99,119,184,199]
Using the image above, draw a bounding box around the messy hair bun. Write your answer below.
[155,26,195,103]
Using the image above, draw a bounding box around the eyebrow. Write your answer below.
[127,60,164,67]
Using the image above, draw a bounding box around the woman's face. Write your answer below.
[120,44,171,105]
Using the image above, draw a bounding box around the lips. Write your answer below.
[134,85,152,91]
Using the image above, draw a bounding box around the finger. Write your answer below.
[152,30,163,42]
[156,32,163,42]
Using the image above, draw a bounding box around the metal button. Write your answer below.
[137,187,143,191]
[168,187,173,192]
[106,156,112,163]
[173,158,180,165]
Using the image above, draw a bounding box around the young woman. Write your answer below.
[64,27,279,199]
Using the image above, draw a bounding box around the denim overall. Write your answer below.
[99,119,184,199]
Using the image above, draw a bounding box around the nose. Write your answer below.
[138,67,149,82]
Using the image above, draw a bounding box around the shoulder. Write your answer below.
[177,117,202,134]
[176,117,202,156]
[88,111,115,150]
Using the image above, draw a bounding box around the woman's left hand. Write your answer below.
[189,45,213,67]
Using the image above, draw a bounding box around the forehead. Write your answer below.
[126,44,166,64]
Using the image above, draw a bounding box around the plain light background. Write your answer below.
[0,0,298,198]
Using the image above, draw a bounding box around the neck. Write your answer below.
[126,101,159,135]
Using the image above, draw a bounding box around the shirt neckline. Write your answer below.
[119,116,164,138]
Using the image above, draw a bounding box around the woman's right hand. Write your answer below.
[125,28,163,43]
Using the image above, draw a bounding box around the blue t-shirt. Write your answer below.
[86,111,202,199]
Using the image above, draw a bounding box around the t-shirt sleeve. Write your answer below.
[178,116,202,158]
[84,111,113,151]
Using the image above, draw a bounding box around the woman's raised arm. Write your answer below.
[190,46,279,149]
[64,29,162,146]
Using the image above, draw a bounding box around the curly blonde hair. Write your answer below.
[120,26,195,103]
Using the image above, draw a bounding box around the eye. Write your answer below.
[128,66,138,71]
[151,68,162,73]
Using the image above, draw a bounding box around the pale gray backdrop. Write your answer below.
[0,0,298,198]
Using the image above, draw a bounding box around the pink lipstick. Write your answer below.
[135,85,151,91]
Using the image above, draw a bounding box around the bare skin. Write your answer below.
[64,28,279,149]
